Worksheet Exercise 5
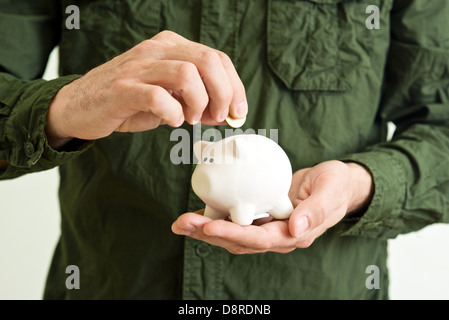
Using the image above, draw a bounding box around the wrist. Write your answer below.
[45,86,73,150]
[345,162,374,215]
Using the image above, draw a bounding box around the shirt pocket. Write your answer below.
[267,0,377,92]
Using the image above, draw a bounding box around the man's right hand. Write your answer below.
[45,31,248,149]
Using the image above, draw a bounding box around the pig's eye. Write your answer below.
[209,158,214,163]
[203,157,208,162]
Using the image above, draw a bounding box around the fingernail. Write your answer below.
[179,224,196,236]
[295,216,309,237]
[236,101,247,118]
[175,114,184,127]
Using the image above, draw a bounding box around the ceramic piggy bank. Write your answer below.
[191,134,294,225]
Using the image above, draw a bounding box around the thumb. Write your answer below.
[288,194,328,238]
[288,202,310,238]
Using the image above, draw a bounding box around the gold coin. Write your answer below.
[226,115,246,128]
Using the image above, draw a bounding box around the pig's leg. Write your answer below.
[269,195,294,220]
[204,205,227,220]
[229,204,256,226]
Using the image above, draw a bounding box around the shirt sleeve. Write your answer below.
[0,0,91,180]
[336,0,449,239]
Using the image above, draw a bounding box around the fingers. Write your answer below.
[171,212,210,235]
[216,51,248,120]
[161,48,235,123]
[288,169,310,206]
[138,60,209,124]
[192,50,234,122]
[171,213,249,253]
[130,83,185,127]
[172,213,298,254]
[147,32,248,123]
[203,219,296,251]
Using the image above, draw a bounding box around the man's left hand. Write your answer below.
[171,160,373,254]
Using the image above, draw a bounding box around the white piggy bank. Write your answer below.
[191,134,294,225]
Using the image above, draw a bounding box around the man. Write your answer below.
[1,0,448,299]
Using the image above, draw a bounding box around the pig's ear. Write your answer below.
[193,140,211,161]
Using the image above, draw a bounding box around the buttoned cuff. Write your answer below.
[334,149,408,239]
[2,75,93,177]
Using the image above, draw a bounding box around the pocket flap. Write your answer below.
[267,0,374,91]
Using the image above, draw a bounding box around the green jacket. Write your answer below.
[1,0,449,300]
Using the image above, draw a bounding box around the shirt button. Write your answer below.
[24,142,35,158]
[195,243,212,258]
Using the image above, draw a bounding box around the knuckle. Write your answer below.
[131,40,160,59]
[141,39,154,47]
[147,86,167,110]
[199,50,233,105]
[312,205,326,227]
[177,62,199,85]
[216,50,233,65]
[210,84,233,107]
[110,78,128,94]
[200,50,222,67]
[219,86,234,104]
[156,30,178,40]
[136,38,171,56]
[151,30,185,45]
[135,39,155,53]
[121,59,143,75]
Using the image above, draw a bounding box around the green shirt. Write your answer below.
[1,0,449,299]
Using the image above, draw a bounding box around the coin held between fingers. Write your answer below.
[226,115,246,128]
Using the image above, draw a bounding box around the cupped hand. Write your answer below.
[172,161,373,254]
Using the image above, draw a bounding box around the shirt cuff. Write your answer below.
[334,149,407,239]
[2,75,92,176]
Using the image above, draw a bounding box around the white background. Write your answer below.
[1,48,449,300]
